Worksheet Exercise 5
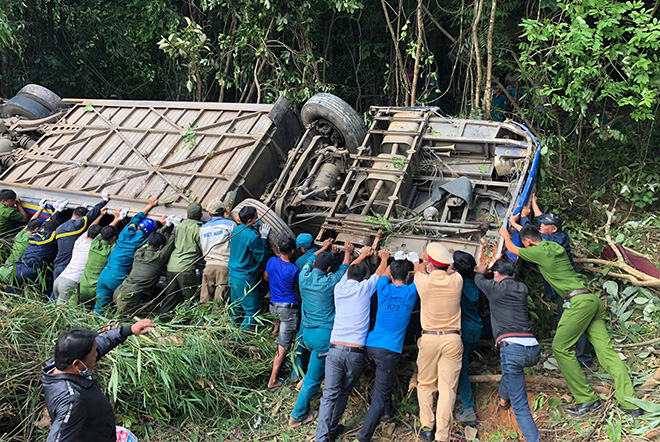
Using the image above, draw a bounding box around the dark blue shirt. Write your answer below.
[266,256,300,304]
[365,276,418,354]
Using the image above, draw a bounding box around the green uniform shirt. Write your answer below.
[166,219,202,273]
[0,204,26,237]
[299,263,349,329]
[518,239,586,298]
[0,227,30,283]
[118,227,175,296]
[79,237,116,300]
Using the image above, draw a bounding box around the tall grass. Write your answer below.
[0,289,282,441]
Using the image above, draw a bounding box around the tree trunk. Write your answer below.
[470,0,485,110]
[483,0,497,119]
[410,0,424,106]
[381,0,406,106]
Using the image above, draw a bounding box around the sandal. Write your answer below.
[498,397,511,410]
[267,377,286,393]
[288,410,316,428]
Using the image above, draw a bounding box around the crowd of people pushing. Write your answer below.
[0,188,642,442]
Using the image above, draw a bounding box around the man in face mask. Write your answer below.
[42,319,155,442]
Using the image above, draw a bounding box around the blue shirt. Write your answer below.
[228,224,267,282]
[365,276,418,353]
[103,212,149,278]
[299,262,349,329]
[266,256,300,304]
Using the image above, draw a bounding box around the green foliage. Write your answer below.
[613,161,660,209]
[519,0,660,122]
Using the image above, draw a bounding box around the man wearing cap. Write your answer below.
[295,233,319,271]
[501,225,641,417]
[94,198,159,314]
[228,205,270,330]
[160,203,204,314]
[509,194,594,367]
[413,243,463,442]
[199,198,236,304]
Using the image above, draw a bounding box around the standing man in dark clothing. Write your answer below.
[0,189,28,237]
[11,200,69,292]
[454,251,483,426]
[161,203,203,313]
[510,194,594,366]
[114,217,176,314]
[53,191,109,281]
[474,258,540,442]
[264,237,300,391]
[356,254,419,442]
[42,318,154,442]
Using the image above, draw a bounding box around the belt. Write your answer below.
[498,341,525,348]
[565,289,590,301]
[270,302,299,309]
[330,344,365,353]
[422,330,461,336]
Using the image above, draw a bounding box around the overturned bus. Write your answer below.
[0,85,541,263]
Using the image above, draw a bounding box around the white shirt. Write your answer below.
[199,217,236,264]
[330,273,380,346]
[58,235,94,282]
[502,336,539,347]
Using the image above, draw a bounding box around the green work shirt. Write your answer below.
[166,219,202,273]
[119,227,175,296]
[518,239,586,298]
[299,262,349,330]
[0,227,30,283]
[0,204,25,237]
[79,237,116,297]
[5,227,30,266]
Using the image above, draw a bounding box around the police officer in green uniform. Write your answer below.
[500,225,641,417]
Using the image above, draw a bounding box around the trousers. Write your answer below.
[228,277,260,330]
[94,270,126,314]
[291,327,331,421]
[499,344,541,442]
[457,326,482,410]
[316,345,365,441]
[552,293,636,409]
[416,333,463,442]
[356,347,399,442]
[200,262,229,303]
[555,291,594,365]
[53,276,78,305]
[159,270,201,314]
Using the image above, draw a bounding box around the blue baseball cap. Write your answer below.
[296,233,314,249]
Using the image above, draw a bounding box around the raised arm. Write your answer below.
[85,199,108,224]
[142,198,158,216]
[351,246,374,266]
[374,249,390,277]
[109,209,123,227]
[95,319,155,361]
[91,208,107,226]
[531,194,542,217]
[13,196,28,223]
[499,227,520,256]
